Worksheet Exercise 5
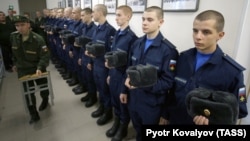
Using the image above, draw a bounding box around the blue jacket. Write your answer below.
[109,26,138,75]
[167,46,248,124]
[79,22,97,65]
[123,32,179,107]
[90,21,116,67]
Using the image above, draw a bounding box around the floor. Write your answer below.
[0,63,249,141]
[0,64,136,141]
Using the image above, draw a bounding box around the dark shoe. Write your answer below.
[111,122,129,141]
[55,64,62,68]
[91,104,104,118]
[68,79,79,86]
[66,79,73,84]
[56,65,63,69]
[62,72,71,78]
[72,85,82,92]
[60,71,67,75]
[39,98,49,111]
[63,75,71,80]
[60,68,67,75]
[29,113,40,124]
[28,106,40,124]
[62,73,71,80]
[85,96,97,107]
[74,86,87,95]
[97,108,113,125]
[81,93,90,102]
[106,116,120,137]
[58,68,66,73]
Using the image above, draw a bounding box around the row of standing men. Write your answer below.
[45,4,140,141]
[42,4,248,141]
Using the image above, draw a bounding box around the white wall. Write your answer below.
[106,0,246,55]
[46,0,58,9]
[0,0,19,15]
[234,0,250,87]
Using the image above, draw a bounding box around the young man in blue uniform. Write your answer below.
[85,4,116,126]
[121,6,178,141]
[60,7,74,80]
[105,5,138,141]
[64,7,84,87]
[55,7,73,78]
[160,10,248,125]
[50,8,65,70]
[45,9,58,64]
[76,8,97,107]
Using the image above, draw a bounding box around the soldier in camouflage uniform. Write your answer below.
[10,15,50,124]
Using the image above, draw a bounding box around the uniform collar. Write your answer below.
[205,45,223,65]
[86,21,95,29]
[17,31,33,42]
[140,31,164,47]
[192,45,223,65]
[98,21,108,31]
[75,19,82,24]
[117,26,131,36]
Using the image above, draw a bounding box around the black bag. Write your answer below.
[185,87,239,124]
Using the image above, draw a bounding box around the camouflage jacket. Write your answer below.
[11,31,50,78]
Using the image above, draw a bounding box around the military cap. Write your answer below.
[44,25,52,32]
[61,33,75,45]
[59,30,72,36]
[104,51,127,68]
[185,87,239,125]
[75,36,92,47]
[12,15,29,23]
[126,64,157,88]
[52,26,63,33]
[86,42,105,57]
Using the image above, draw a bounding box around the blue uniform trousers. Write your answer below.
[86,67,96,94]
[82,54,96,94]
[78,63,87,85]
[65,45,74,72]
[128,89,162,141]
[72,46,80,73]
[109,69,130,123]
[55,36,63,62]
[48,34,57,59]
[93,65,111,108]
